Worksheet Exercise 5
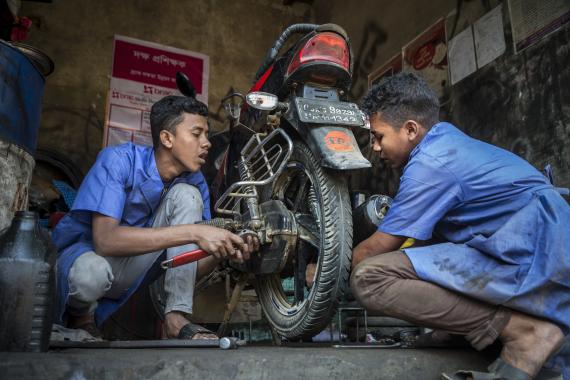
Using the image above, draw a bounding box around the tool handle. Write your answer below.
[161,249,209,269]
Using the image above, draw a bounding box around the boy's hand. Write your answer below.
[240,230,261,262]
[193,225,253,264]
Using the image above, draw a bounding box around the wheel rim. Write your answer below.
[263,160,323,317]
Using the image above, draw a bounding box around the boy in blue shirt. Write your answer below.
[351,73,569,379]
[53,95,254,340]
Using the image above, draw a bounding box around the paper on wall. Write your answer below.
[448,26,477,85]
[103,35,209,148]
[474,5,506,68]
[507,0,570,53]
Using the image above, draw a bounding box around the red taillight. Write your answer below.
[287,32,349,76]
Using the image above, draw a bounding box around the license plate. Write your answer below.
[295,98,365,126]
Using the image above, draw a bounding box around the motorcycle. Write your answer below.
[154,23,373,341]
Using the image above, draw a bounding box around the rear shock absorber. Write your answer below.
[238,159,262,230]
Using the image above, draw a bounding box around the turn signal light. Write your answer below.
[287,32,350,76]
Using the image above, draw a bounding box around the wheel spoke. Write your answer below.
[296,213,320,249]
[294,255,306,304]
[291,175,309,213]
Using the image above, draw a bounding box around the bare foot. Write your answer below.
[499,311,564,377]
[164,311,217,340]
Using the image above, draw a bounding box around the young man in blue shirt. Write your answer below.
[351,73,569,379]
[52,95,255,340]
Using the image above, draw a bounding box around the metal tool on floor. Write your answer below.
[50,336,245,349]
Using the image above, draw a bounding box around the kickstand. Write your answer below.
[217,272,248,337]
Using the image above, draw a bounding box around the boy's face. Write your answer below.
[167,113,211,172]
[369,113,418,169]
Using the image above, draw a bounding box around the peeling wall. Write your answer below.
[312,0,570,195]
[449,26,570,190]
[21,0,313,175]
[313,0,457,101]
[18,1,570,193]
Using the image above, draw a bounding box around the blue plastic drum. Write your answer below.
[0,40,52,154]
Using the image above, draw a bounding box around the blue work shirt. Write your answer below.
[380,122,570,376]
[52,143,211,326]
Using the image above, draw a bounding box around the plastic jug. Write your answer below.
[0,211,56,352]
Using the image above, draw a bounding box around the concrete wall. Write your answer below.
[313,0,457,101]
[312,0,570,195]
[21,0,312,175]
[19,0,570,193]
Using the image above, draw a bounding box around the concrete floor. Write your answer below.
[0,344,562,380]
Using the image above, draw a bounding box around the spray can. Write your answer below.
[0,211,56,352]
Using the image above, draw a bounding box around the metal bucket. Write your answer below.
[0,141,35,230]
[0,41,53,229]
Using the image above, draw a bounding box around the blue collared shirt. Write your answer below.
[52,143,211,324]
[379,123,570,376]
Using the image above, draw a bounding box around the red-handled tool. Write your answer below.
[161,229,259,270]
[161,249,209,269]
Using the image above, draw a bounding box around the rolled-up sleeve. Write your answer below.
[379,155,464,240]
[71,148,130,220]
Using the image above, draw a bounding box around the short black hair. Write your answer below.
[361,72,440,129]
[150,95,209,148]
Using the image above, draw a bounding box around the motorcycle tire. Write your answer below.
[256,140,352,340]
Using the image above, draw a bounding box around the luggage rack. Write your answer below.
[215,129,293,217]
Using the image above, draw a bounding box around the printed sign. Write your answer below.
[448,26,477,85]
[473,5,506,69]
[402,18,448,98]
[104,35,209,147]
[508,0,570,53]
[368,53,403,88]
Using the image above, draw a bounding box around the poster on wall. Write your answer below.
[447,5,506,85]
[402,18,448,98]
[507,0,570,53]
[473,5,507,69]
[448,26,477,85]
[104,35,210,147]
[367,53,403,89]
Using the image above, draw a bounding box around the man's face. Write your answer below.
[369,113,416,169]
[168,113,211,172]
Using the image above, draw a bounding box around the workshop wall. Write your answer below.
[313,0,456,102]
[313,0,570,195]
[21,0,312,175]
[448,21,570,190]
[20,1,570,192]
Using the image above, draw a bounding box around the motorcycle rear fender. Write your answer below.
[285,123,371,170]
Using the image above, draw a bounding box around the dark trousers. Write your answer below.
[350,251,511,350]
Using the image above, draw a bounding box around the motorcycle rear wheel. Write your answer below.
[256,140,353,340]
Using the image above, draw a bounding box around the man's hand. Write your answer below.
[192,226,261,264]
[352,231,406,269]
[192,225,247,263]
[91,212,259,263]
[241,231,261,260]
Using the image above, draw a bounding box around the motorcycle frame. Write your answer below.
[210,24,371,212]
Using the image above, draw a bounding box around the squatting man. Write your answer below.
[52,95,258,340]
[351,73,569,379]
